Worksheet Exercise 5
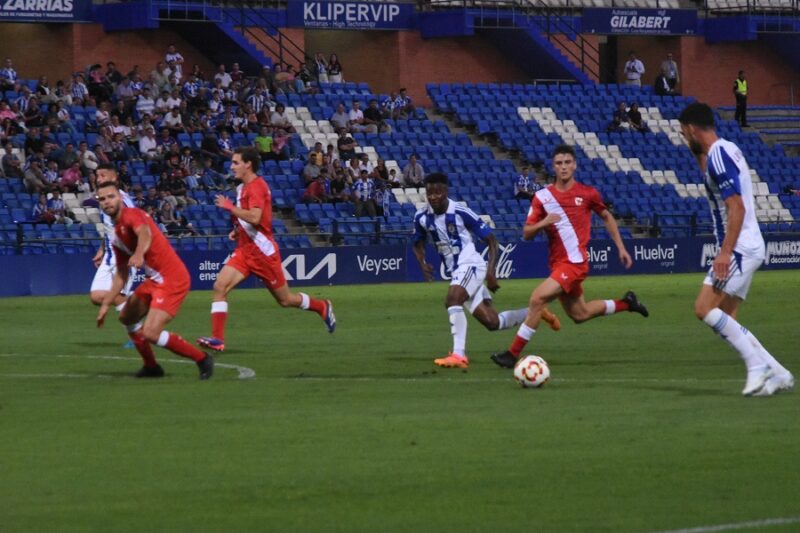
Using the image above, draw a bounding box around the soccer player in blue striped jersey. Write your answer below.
[679,103,793,396]
[412,173,560,369]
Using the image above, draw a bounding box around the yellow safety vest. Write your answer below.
[736,79,747,96]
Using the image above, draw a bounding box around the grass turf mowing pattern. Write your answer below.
[0,272,798,532]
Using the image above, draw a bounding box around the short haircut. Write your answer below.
[97,163,117,173]
[235,146,261,171]
[424,172,448,186]
[96,181,119,191]
[552,144,576,160]
[678,103,715,129]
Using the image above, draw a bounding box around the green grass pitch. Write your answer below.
[0,272,798,532]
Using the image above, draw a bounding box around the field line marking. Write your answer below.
[649,515,800,533]
[0,353,255,380]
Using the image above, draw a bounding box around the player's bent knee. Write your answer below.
[89,292,104,306]
[567,308,589,324]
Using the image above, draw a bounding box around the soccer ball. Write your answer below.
[513,355,550,388]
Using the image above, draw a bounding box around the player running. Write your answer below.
[89,164,136,311]
[95,181,214,380]
[679,103,792,396]
[412,172,561,369]
[491,144,648,369]
[197,147,335,353]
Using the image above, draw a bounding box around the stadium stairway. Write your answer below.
[718,106,800,157]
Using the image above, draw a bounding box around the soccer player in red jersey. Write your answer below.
[197,147,335,353]
[95,181,214,380]
[491,144,648,369]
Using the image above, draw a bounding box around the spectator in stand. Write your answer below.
[36,75,55,104]
[253,126,273,159]
[623,51,645,87]
[348,100,377,134]
[114,77,136,106]
[0,101,16,123]
[163,106,185,135]
[660,52,680,91]
[374,181,391,219]
[246,86,269,115]
[23,159,49,194]
[373,158,389,185]
[346,156,362,183]
[395,89,414,119]
[214,64,232,89]
[165,44,185,82]
[308,141,324,166]
[44,160,60,189]
[117,162,133,189]
[24,98,45,128]
[272,64,296,94]
[47,189,73,224]
[139,127,159,160]
[363,99,388,133]
[52,80,73,106]
[270,103,295,135]
[327,53,343,83]
[150,61,170,92]
[217,130,235,160]
[514,165,542,200]
[402,154,424,189]
[58,142,79,169]
[2,142,23,179]
[352,170,376,217]
[627,103,649,134]
[105,61,123,87]
[154,89,171,115]
[1,58,19,91]
[381,91,398,120]
[262,140,288,163]
[60,161,83,192]
[303,155,321,185]
[734,70,749,128]
[230,62,244,83]
[95,100,112,128]
[329,169,351,204]
[330,103,350,131]
[169,205,199,236]
[303,173,329,203]
[654,68,681,97]
[136,87,156,118]
[336,128,357,162]
[295,62,316,94]
[70,73,89,104]
[32,193,56,224]
[607,101,629,132]
[78,141,100,175]
[313,53,328,83]
[24,127,44,155]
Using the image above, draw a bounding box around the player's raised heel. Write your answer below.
[541,308,561,331]
[753,371,794,397]
[323,300,336,333]
[197,353,214,380]
[490,351,518,369]
[622,291,649,318]
[197,336,225,353]
[742,366,770,396]
[135,364,165,378]
[434,353,469,368]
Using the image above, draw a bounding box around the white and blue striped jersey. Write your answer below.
[706,138,765,259]
[101,190,136,266]
[413,199,492,274]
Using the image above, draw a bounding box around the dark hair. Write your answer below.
[97,163,117,173]
[678,103,715,129]
[235,146,261,171]
[96,181,119,191]
[424,172,448,186]
[552,144,576,160]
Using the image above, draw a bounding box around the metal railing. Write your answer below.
[231,5,307,68]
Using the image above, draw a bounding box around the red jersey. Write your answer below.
[526,181,606,266]
[113,206,190,286]
[235,177,279,256]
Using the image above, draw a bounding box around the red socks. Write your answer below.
[614,299,629,312]
[129,331,158,367]
[509,336,527,358]
[212,312,227,340]
[163,332,206,362]
[307,297,327,316]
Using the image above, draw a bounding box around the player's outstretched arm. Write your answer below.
[483,233,500,292]
[522,213,560,240]
[412,239,434,281]
[714,195,745,281]
[600,209,632,269]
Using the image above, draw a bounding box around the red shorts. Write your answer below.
[133,278,189,317]
[550,261,589,298]
[226,244,286,291]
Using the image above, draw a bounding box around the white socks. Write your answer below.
[211,301,228,314]
[299,293,310,310]
[156,331,171,347]
[604,300,616,315]
[703,308,768,371]
[448,306,467,358]
[516,323,536,341]
[498,308,528,330]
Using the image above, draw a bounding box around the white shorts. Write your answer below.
[703,253,763,300]
[451,263,491,314]
[90,256,134,295]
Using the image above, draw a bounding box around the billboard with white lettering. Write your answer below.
[287,0,415,30]
[582,8,697,36]
[0,0,91,22]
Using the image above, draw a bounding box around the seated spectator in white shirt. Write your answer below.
[270,103,295,135]
[139,128,159,160]
[213,64,232,88]
[402,154,424,188]
[163,107,184,134]
[154,90,172,114]
[95,101,111,127]
[136,87,156,118]
[348,100,377,134]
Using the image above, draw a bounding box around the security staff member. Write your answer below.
[734,70,749,127]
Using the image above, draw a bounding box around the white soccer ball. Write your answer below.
[513,355,550,388]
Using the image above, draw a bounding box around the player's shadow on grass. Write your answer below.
[632,384,727,396]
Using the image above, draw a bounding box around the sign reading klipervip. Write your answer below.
[0,0,91,22]
[287,0,415,30]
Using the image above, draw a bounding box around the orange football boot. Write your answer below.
[541,307,561,331]
[434,353,469,368]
